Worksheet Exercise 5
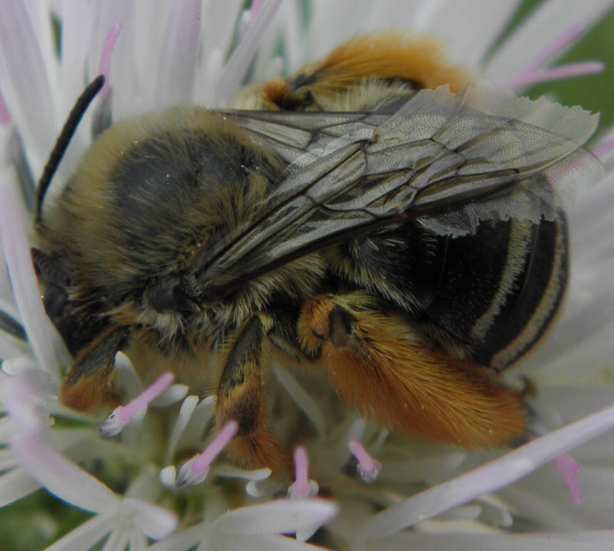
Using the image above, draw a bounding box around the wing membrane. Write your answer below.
[201,86,602,294]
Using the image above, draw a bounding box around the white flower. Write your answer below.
[148,499,337,551]
[11,433,177,550]
[1,1,614,550]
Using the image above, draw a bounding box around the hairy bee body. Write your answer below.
[330,198,568,370]
[39,104,566,366]
[33,33,595,471]
[38,109,323,345]
[36,109,325,399]
[238,33,569,371]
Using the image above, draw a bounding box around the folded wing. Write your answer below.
[201,86,602,296]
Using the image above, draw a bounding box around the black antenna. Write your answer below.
[36,75,105,223]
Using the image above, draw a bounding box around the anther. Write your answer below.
[349,439,382,483]
[100,372,175,437]
[175,420,239,487]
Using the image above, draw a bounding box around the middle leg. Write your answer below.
[215,317,290,475]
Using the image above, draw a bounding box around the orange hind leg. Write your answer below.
[298,294,526,448]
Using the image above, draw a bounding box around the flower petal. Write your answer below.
[58,0,96,111]
[151,384,189,408]
[124,498,178,540]
[360,401,614,542]
[0,169,69,377]
[177,395,216,447]
[0,1,59,174]
[414,0,522,67]
[501,463,614,531]
[154,0,202,108]
[10,432,120,514]
[0,369,49,432]
[45,514,112,551]
[201,0,243,60]
[224,533,329,551]
[484,0,614,84]
[193,0,243,105]
[273,364,326,435]
[147,524,203,551]
[374,531,614,551]
[100,529,129,551]
[215,498,337,536]
[0,332,26,362]
[215,0,282,104]
[0,417,14,440]
[306,0,416,60]
[127,529,148,551]
[164,394,199,464]
[0,467,40,507]
[379,451,466,485]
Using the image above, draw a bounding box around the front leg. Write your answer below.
[61,325,127,412]
[216,317,290,475]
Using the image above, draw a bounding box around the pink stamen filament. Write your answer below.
[554,454,583,504]
[512,61,604,89]
[349,439,381,481]
[191,420,239,473]
[117,372,174,424]
[592,138,614,161]
[175,420,238,487]
[526,23,587,73]
[0,90,11,125]
[292,446,311,498]
[98,23,122,98]
[250,0,264,17]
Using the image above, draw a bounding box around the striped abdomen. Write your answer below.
[336,181,568,370]
[420,189,568,369]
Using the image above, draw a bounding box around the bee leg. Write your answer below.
[299,294,526,448]
[216,317,290,476]
[61,326,126,412]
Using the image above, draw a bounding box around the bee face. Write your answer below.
[33,33,601,471]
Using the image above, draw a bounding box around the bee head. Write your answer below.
[31,247,112,356]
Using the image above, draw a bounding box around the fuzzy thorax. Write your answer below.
[36,107,325,349]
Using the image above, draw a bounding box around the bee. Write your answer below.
[32,34,599,473]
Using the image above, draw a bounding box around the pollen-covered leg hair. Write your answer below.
[298,294,526,448]
[60,326,124,412]
[216,317,290,476]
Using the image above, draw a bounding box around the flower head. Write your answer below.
[1,2,614,550]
